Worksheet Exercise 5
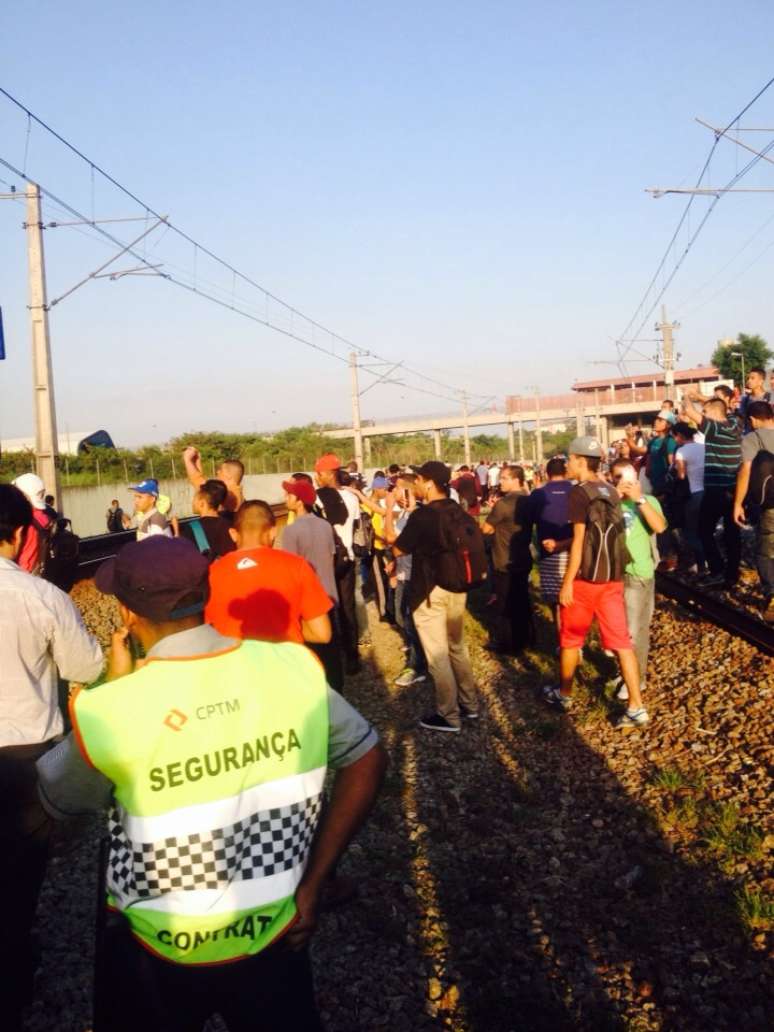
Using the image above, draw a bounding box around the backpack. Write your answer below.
[747,432,774,511]
[353,510,375,558]
[433,500,488,593]
[578,482,629,583]
[107,507,124,533]
[41,518,80,592]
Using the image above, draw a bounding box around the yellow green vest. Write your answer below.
[71,640,328,965]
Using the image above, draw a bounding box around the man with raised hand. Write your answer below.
[37,535,386,1032]
[183,445,245,514]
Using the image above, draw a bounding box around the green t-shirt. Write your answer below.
[621,496,663,579]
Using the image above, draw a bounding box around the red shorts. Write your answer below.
[559,580,632,652]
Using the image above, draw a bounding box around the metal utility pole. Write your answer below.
[656,306,678,401]
[25,183,60,502]
[461,391,471,466]
[350,352,364,471]
[533,388,543,464]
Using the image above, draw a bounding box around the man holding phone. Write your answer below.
[609,459,666,703]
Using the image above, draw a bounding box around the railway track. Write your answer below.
[655,570,774,657]
[75,505,288,576]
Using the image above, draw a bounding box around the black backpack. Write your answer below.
[747,433,774,511]
[578,482,629,583]
[42,518,80,592]
[433,500,488,593]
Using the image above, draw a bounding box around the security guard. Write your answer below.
[38,536,386,1031]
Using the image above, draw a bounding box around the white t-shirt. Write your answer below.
[337,489,360,560]
[488,465,501,488]
[676,442,706,495]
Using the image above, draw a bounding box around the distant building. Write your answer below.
[0,429,115,457]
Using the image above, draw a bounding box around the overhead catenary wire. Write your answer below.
[616,74,774,366]
[0,86,491,407]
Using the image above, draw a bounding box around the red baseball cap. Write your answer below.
[314,453,341,473]
[282,479,317,507]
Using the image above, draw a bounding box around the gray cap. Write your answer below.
[568,436,605,459]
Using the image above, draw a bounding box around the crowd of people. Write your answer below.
[2,370,772,1030]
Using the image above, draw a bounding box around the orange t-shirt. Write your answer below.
[205,546,332,643]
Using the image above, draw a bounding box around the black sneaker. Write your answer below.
[418,712,461,733]
[459,704,479,720]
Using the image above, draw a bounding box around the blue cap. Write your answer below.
[371,476,389,489]
[129,478,160,496]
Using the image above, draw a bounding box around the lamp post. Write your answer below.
[731,351,746,390]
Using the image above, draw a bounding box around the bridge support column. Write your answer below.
[576,403,585,437]
[507,422,515,460]
[364,437,372,465]
[432,429,442,459]
[518,421,524,461]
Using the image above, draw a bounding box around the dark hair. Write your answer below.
[45,494,55,506]
[502,464,525,485]
[234,499,276,533]
[111,498,119,506]
[747,400,773,422]
[584,456,602,473]
[398,472,417,484]
[291,472,314,484]
[672,421,695,440]
[458,464,470,472]
[219,458,245,483]
[749,366,766,378]
[0,484,33,545]
[714,384,733,400]
[198,478,227,510]
[335,469,352,487]
[546,457,566,477]
[388,464,400,475]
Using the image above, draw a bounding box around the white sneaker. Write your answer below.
[615,678,646,702]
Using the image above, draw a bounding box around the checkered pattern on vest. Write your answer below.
[107,794,323,900]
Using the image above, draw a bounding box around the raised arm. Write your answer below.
[182,446,206,490]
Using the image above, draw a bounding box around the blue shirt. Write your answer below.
[528,480,573,558]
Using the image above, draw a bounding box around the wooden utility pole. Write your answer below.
[350,352,364,470]
[26,183,60,502]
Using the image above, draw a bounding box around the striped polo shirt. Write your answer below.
[701,417,742,489]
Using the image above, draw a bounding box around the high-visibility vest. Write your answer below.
[71,639,328,965]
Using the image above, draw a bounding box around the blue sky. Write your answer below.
[1,1,773,445]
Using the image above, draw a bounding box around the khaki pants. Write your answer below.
[413,586,477,726]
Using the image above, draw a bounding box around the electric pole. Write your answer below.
[656,305,679,401]
[532,387,543,464]
[26,183,60,502]
[350,352,364,471]
[461,390,471,466]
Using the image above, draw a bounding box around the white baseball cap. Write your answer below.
[12,473,47,510]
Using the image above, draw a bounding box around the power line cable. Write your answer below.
[616,74,774,364]
[0,86,489,404]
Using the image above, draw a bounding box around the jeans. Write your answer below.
[96,912,323,1032]
[335,561,359,665]
[491,569,534,652]
[413,586,477,726]
[395,580,427,674]
[0,742,53,1031]
[623,575,655,686]
[308,607,345,692]
[682,490,706,569]
[756,507,774,598]
[698,487,741,581]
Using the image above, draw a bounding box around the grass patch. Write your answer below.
[661,795,701,834]
[702,803,764,865]
[735,884,774,933]
[651,764,707,794]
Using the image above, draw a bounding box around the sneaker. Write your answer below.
[542,686,571,711]
[419,712,461,733]
[616,708,649,729]
[394,668,427,687]
[459,704,479,720]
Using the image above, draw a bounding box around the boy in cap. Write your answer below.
[37,536,386,1032]
[128,478,172,541]
[543,438,649,729]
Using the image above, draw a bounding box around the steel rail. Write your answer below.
[655,571,774,657]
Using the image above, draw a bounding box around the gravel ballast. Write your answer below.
[23,579,773,1031]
